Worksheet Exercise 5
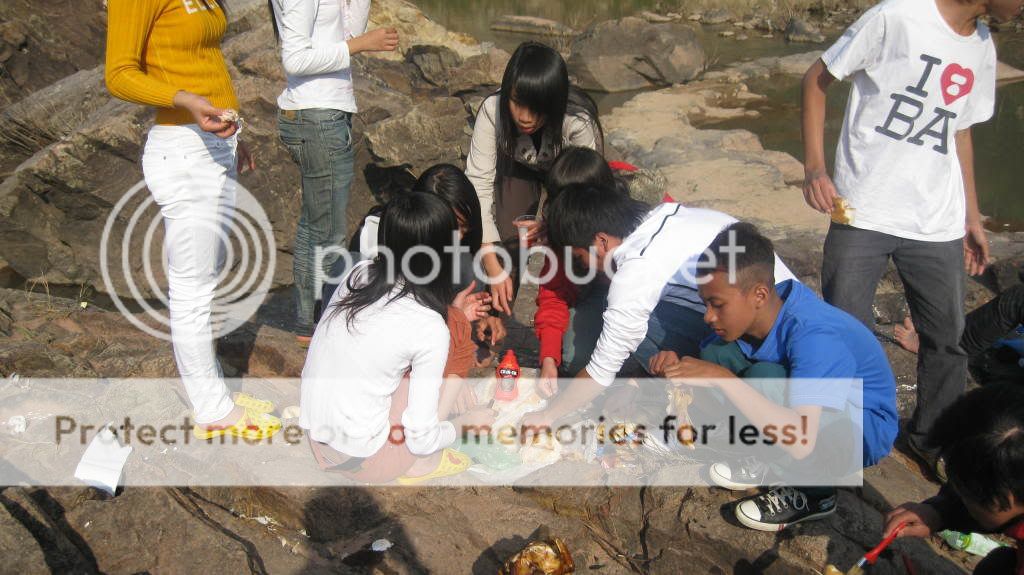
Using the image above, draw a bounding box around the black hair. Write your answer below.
[696,222,776,290]
[544,184,648,251]
[928,384,1024,512]
[328,192,457,329]
[545,146,617,200]
[495,42,603,184]
[414,164,483,255]
[267,0,279,41]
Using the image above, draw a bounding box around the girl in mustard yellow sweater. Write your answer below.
[106,0,279,440]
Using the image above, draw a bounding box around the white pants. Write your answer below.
[142,124,237,424]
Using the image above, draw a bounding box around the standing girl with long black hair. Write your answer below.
[466,41,603,315]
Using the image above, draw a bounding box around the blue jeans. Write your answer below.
[562,290,710,376]
[278,108,355,336]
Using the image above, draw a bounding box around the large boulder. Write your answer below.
[406,44,464,87]
[366,0,484,61]
[785,17,827,43]
[568,17,705,93]
[364,97,471,174]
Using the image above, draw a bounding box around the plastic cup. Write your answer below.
[513,215,538,247]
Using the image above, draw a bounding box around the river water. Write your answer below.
[418,1,1024,228]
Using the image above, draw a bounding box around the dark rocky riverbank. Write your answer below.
[1,0,1022,572]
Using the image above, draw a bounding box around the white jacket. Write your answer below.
[585,204,797,386]
[271,0,370,112]
[300,261,456,457]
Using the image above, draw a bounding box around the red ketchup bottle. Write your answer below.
[494,350,520,402]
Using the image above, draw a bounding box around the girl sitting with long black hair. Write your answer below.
[300,192,495,484]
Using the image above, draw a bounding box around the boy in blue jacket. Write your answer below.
[652,223,898,531]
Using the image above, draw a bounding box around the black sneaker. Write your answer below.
[904,439,948,484]
[734,486,837,531]
[709,457,768,491]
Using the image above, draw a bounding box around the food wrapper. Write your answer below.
[498,538,574,575]
[830,197,855,225]
[668,386,696,450]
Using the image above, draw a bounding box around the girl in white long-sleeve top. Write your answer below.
[300,192,496,484]
[268,0,398,346]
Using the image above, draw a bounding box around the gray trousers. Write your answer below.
[821,223,966,454]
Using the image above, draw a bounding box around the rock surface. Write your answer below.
[0,0,508,301]
[1,1,1022,572]
[0,0,108,106]
[0,283,984,575]
[491,15,578,38]
[701,8,734,25]
[604,80,821,238]
[785,17,828,43]
[568,17,705,93]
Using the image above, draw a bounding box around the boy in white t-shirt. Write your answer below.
[801,0,1018,475]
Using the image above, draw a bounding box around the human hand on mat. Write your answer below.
[452,384,478,416]
[489,277,514,315]
[537,357,559,398]
[481,249,514,315]
[454,281,492,321]
[648,350,681,377]
[662,356,732,387]
[475,316,507,347]
[453,405,496,430]
[802,167,838,214]
[884,502,941,539]
[520,410,555,434]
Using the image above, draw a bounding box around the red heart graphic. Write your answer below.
[940,64,974,106]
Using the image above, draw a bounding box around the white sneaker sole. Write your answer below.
[708,465,761,492]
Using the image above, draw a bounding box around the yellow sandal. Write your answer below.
[232,392,275,414]
[396,448,472,485]
[193,407,282,441]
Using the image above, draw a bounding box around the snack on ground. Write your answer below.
[498,538,575,575]
[519,429,563,466]
[493,388,545,432]
[604,422,642,446]
[823,566,844,575]
[667,385,696,450]
[830,196,855,225]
